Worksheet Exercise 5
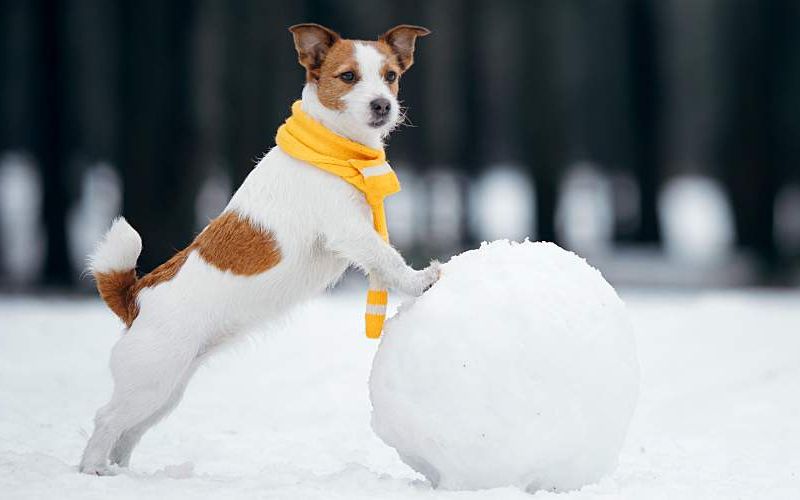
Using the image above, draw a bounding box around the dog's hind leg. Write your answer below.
[109,356,204,468]
[79,328,198,475]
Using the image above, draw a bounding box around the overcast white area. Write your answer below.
[1,290,799,499]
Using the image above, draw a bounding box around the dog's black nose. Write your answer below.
[370,98,391,117]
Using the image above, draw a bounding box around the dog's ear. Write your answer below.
[379,25,430,71]
[289,23,340,79]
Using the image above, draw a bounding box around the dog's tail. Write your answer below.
[88,217,142,326]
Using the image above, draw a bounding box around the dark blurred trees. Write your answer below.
[626,0,663,245]
[114,1,209,272]
[518,0,569,244]
[0,0,73,285]
[718,0,800,276]
[1,0,798,286]
[37,0,72,285]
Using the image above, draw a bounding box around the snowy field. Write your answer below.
[1,289,799,499]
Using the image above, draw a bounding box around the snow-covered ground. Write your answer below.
[1,289,799,499]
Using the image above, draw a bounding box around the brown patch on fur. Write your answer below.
[94,212,281,328]
[134,247,192,292]
[290,24,430,110]
[94,246,193,328]
[315,40,357,110]
[379,25,430,72]
[194,211,282,275]
[289,23,340,81]
[94,269,138,327]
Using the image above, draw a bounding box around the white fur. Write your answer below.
[88,217,142,274]
[79,46,438,475]
[301,43,400,149]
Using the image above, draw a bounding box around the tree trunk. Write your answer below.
[117,0,200,272]
[627,0,662,245]
[38,0,72,285]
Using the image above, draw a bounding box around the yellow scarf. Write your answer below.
[276,100,400,339]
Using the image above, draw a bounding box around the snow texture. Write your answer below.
[1,289,800,499]
[370,240,640,492]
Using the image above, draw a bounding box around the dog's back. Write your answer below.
[91,147,354,334]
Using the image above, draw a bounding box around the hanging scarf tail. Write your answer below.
[366,276,388,339]
[365,202,390,339]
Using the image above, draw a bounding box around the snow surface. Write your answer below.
[1,289,800,499]
[370,241,639,492]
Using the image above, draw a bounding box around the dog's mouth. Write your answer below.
[368,118,389,128]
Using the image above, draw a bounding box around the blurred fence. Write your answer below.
[1,0,799,290]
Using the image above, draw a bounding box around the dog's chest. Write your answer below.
[225,147,354,282]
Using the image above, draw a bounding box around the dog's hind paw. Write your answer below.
[79,463,118,476]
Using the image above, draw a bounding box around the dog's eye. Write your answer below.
[339,71,355,83]
[385,71,397,83]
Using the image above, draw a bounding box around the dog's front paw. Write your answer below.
[410,260,441,296]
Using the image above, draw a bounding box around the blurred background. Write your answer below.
[1,0,799,293]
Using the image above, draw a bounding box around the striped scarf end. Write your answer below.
[365,312,386,339]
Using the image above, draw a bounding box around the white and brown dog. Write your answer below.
[79,23,438,475]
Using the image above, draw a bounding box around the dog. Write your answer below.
[79,23,438,475]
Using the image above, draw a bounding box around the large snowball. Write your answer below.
[369,240,639,492]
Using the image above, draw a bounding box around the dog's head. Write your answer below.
[290,23,429,144]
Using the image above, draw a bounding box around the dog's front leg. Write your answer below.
[325,217,439,296]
